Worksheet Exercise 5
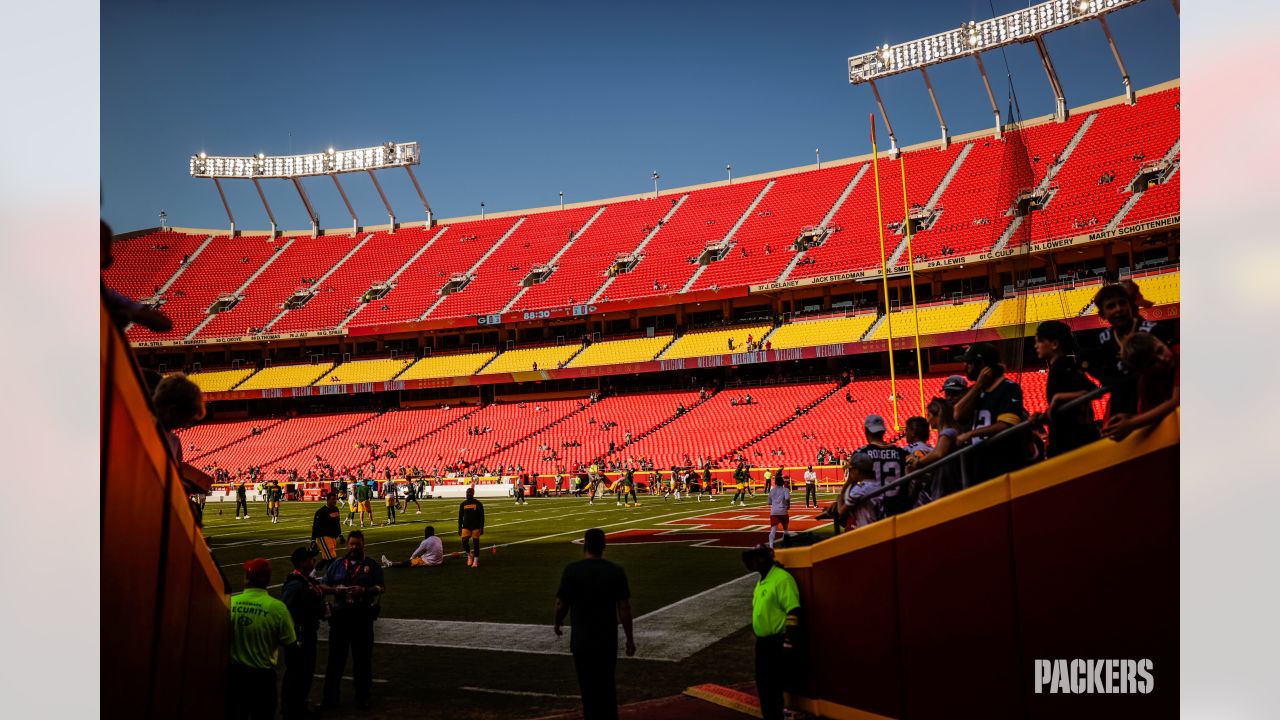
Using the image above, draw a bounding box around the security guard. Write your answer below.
[320,530,385,711]
[228,558,296,720]
[742,545,801,720]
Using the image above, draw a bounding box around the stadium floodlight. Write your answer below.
[188,141,433,237]
[652,171,660,199]
[847,0,1151,149]
[847,0,1142,84]
[726,164,732,184]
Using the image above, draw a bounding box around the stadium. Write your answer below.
[102,1,1179,718]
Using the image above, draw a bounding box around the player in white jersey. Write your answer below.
[382,526,445,568]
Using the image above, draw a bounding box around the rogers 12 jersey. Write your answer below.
[855,443,911,497]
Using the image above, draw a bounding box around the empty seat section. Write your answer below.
[980,286,1099,328]
[286,406,474,473]
[491,391,698,472]
[316,357,415,385]
[236,362,334,391]
[273,227,435,333]
[189,412,377,474]
[1121,168,1179,226]
[619,384,831,468]
[103,230,208,302]
[604,180,769,301]
[1025,88,1180,245]
[905,136,1026,260]
[566,336,672,368]
[691,164,861,290]
[866,300,988,340]
[767,314,879,349]
[349,217,520,329]
[196,234,363,339]
[176,417,274,461]
[479,345,581,374]
[513,199,675,312]
[660,324,772,360]
[1133,271,1179,306]
[756,376,950,459]
[127,235,280,342]
[429,205,601,319]
[186,368,255,393]
[794,145,958,280]
[392,400,580,471]
[396,351,496,380]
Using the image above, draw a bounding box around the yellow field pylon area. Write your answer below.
[870,114,900,431]
[683,684,763,718]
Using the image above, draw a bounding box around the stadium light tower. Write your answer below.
[651,171,660,199]
[815,148,821,169]
[560,191,564,210]
[848,0,1154,149]
[189,141,432,237]
[726,164,732,184]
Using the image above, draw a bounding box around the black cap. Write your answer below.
[962,342,999,365]
[291,546,318,566]
[846,452,875,474]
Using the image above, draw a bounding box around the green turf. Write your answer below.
[203,493,838,719]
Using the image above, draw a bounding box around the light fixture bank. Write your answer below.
[190,141,420,179]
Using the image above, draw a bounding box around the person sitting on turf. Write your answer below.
[382,526,444,568]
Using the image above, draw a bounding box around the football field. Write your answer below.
[204,491,837,719]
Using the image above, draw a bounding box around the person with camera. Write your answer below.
[319,530,385,711]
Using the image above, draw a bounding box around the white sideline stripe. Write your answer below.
[459,686,579,699]
[371,573,755,661]
[314,674,389,684]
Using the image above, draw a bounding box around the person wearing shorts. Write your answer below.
[458,487,486,568]
[767,475,791,548]
[311,492,343,573]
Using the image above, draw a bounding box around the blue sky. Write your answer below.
[101,0,1179,233]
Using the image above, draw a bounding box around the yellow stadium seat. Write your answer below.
[981,286,1097,328]
[316,358,414,385]
[768,314,879,349]
[660,324,772,360]
[396,351,496,380]
[866,301,987,340]
[186,368,254,393]
[236,363,334,390]
[479,345,581,374]
[1135,271,1179,306]
[566,336,672,368]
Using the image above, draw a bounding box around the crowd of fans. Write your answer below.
[821,281,1178,532]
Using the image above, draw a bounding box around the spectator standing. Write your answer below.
[228,558,296,720]
[280,547,327,720]
[802,466,818,508]
[458,487,486,567]
[1079,284,1177,419]
[855,415,912,517]
[767,475,791,548]
[742,545,801,720]
[1034,320,1101,457]
[554,528,636,720]
[1103,332,1180,440]
[908,398,963,505]
[954,343,1031,485]
[320,530,385,711]
[831,452,880,530]
[235,476,250,519]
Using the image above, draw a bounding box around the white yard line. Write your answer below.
[459,687,579,699]
[372,573,755,662]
